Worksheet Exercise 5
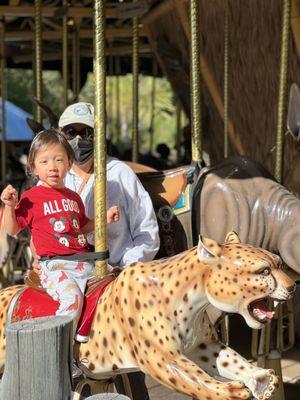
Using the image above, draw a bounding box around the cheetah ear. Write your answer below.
[225,231,241,244]
[197,235,222,264]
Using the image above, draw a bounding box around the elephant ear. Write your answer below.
[26,118,45,136]
[197,235,222,264]
[31,97,59,128]
[225,231,241,244]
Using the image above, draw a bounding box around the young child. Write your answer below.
[0,129,119,331]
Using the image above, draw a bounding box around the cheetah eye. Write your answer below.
[257,267,271,276]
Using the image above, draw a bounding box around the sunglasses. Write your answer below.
[62,126,94,141]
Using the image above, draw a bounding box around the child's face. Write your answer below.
[33,143,72,188]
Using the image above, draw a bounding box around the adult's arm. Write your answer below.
[120,166,160,267]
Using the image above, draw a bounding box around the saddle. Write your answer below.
[137,164,201,258]
[10,271,115,343]
[137,166,191,208]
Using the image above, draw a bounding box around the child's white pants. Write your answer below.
[40,259,94,328]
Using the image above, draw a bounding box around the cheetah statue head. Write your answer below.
[198,231,294,329]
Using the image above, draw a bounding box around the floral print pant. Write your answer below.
[40,258,94,329]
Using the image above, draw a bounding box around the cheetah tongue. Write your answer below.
[252,300,274,320]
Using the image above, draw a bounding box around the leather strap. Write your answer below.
[40,250,109,263]
[77,173,92,195]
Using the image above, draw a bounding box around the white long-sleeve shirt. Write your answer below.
[64,157,160,268]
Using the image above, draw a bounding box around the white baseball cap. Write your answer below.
[58,102,94,129]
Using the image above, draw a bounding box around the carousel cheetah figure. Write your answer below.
[0,232,295,400]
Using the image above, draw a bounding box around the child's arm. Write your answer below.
[81,219,94,235]
[0,185,21,236]
[107,206,120,224]
[81,206,120,234]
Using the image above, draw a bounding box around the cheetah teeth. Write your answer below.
[273,301,279,308]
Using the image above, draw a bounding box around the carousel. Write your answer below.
[0,1,300,400]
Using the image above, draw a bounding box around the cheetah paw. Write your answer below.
[247,369,279,400]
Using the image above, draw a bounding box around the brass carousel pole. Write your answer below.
[34,0,42,124]
[62,0,69,108]
[264,2,291,400]
[94,0,108,277]
[223,0,229,158]
[132,6,139,163]
[190,0,202,162]
[115,56,121,142]
[149,60,157,152]
[176,99,182,163]
[275,0,291,183]
[0,20,6,185]
[108,54,114,137]
[72,21,80,101]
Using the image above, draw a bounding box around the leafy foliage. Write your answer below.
[6,68,180,152]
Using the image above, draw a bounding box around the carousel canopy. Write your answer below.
[0,98,33,141]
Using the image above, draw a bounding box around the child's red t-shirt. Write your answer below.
[15,185,90,257]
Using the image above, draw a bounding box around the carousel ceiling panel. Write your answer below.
[1,0,162,76]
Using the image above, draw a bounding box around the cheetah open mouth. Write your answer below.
[248,299,275,323]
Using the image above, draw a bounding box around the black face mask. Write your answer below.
[68,138,94,165]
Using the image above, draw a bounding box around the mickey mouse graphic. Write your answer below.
[54,233,70,247]
[70,214,80,230]
[49,216,69,233]
[75,232,87,247]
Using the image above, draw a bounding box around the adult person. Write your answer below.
[59,102,160,399]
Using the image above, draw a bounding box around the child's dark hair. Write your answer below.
[27,129,75,176]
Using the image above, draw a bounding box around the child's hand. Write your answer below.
[107,206,120,224]
[0,184,18,207]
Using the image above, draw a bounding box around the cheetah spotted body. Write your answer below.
[0,233,295,400]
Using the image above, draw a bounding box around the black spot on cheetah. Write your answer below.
[135,299,141,310]
[169,377,177,385]
[128,317,135,327]
[103,337,108,347]
[222,362,229,367]
[89,363,95,371]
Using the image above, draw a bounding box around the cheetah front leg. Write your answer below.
[139,345,251,400]
[191,341,278,400]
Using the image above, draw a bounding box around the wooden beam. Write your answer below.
[141,0,175,25]
[4,27,147,41]
[42,18,61,31]
[174,0,245,155]
[291,0,300,61]
[12,44,152,63]
[0,6,116,18]
[6,0,21,23]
